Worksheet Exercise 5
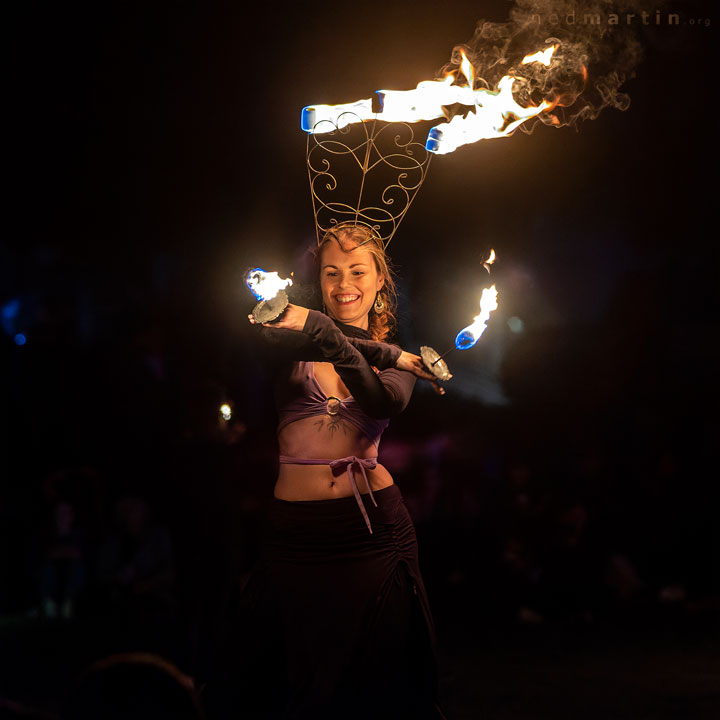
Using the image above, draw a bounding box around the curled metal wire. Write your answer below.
[306,114,432,248]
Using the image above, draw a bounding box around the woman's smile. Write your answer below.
[334,294,360,304]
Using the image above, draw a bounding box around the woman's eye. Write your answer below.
[352,271,365,276]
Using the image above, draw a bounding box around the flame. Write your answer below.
[427,76,553,154]
[454,285,498,350]
[522,45,558,67]
[303,45,559,155]
[246,268,293,302]
[482,248,496,272]
[220,403,232,421]
[459,50,475,89]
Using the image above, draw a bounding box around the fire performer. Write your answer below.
[203,10,641,714]
[224,222,446,719]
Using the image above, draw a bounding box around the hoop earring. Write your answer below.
[374,293,385,313]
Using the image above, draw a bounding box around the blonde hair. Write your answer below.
[316,224,397,343]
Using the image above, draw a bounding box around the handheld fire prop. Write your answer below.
[246,269,293,323]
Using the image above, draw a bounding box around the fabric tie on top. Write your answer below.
[330,456,378,533]
[278,455,379,534]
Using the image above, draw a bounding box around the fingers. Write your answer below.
[409,359,446,395]
[411,361,436,381]
[248,314,277,327]
[248,313,281,329]
[415,364,446,395]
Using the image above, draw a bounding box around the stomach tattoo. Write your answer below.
[314,414,348,436]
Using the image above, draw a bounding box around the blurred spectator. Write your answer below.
[37,500,87,621]
[96,496,176,646]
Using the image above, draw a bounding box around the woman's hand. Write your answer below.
[395,351,446,396]
[247,303,309,332]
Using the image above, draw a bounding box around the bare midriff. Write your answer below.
[273,416,394,501]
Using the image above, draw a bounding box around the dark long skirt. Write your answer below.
[208,484,445,720]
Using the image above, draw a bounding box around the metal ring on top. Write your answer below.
[326,396,342,415]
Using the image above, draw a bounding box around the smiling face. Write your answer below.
[319,233,385,330]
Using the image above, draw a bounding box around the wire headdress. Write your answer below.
[306,114,432,249]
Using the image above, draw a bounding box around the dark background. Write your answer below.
[2,1,718,718]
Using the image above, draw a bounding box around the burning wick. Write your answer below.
[219,403,232,421]
[452,285,499,351]
[422,284,498,377]
[421,251,499,381]
[246,268,293,323]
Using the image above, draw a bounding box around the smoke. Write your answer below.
[440,0,656,129]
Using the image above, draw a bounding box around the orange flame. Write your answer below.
[522,45,558,67]
[459,50,475,89]
[303,45,561,154]
[483,248,496,272]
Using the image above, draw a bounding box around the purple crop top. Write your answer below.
[256,310,416,533]
[276,361,389,447]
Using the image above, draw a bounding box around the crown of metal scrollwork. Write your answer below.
[306,114,432,249]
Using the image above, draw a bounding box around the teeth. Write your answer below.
[336,295,359,303]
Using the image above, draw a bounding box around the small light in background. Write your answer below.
[507,316,524,334]
[219,403,232,421]
[14,333,27,346]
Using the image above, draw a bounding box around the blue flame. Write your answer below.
[454,327,478,350]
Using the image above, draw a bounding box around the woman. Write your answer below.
[217,224,446,720]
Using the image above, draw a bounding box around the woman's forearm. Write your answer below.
[256,317,401,370]
[301,310,413,417]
